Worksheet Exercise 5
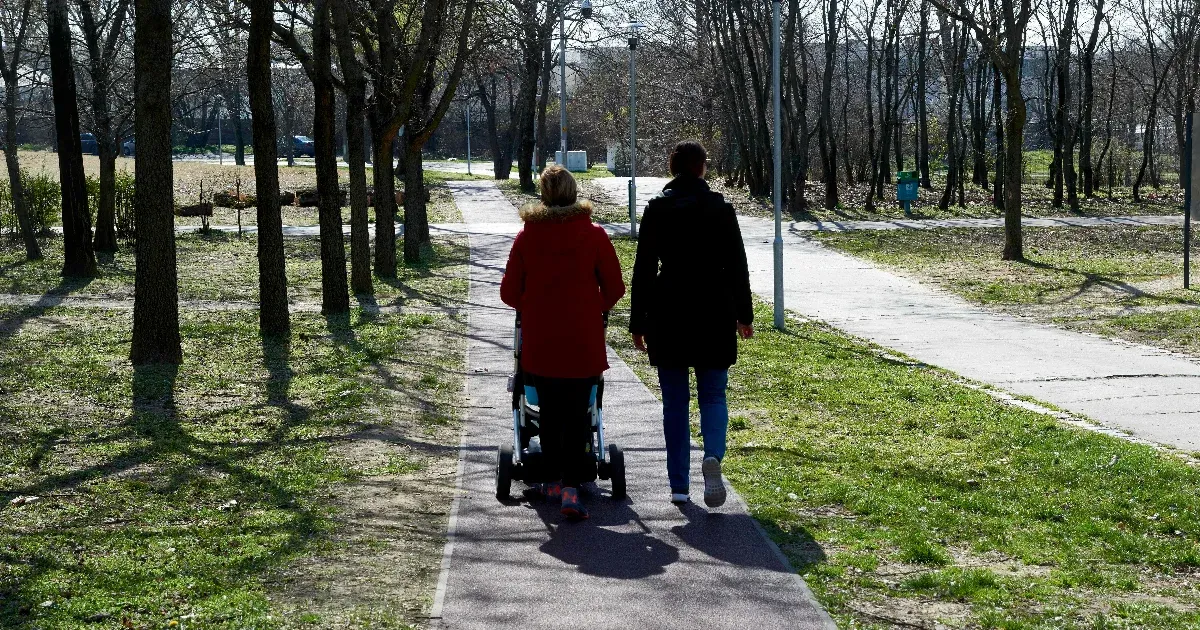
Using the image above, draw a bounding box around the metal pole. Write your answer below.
[560,8,568,166]
[466,101,472,176]
[1186,112,1194,289]
[218,101,223,166]
[771,0,784,330]
[628,33,638,237]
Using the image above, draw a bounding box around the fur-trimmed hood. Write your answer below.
[518,199,594,223]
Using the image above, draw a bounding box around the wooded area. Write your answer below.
[2,0,1198,362]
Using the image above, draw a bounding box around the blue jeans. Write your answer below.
[657,367,729,494]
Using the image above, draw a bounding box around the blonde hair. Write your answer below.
[539,165,578,207]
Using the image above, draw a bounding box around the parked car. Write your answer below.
[122,137,135,157]
[292,135,315,158]
[80,133,98,155]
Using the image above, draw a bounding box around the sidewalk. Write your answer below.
[432,180,834,629]
[732,215,1200,451]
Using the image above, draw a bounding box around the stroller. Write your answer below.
[495,312,627,501]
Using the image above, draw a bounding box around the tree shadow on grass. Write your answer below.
[0,331,331,622]
[1017,257,1169,306]
[0,276,96,339]
[324,308,459,432]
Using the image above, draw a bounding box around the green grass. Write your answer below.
[0,234,468,307]
[0,304,464,628]
[605,236,1200,629]
[815,226,1200,356]
[419,169,490,186]
[567,165,615,180]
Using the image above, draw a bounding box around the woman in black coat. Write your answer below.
[629,140,754,508]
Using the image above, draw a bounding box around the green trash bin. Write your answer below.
[896,170,919,217]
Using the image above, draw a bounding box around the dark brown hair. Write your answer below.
[668,140,708,177]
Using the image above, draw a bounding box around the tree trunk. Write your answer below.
[1079,0,1103,198]
[917,0,931,188]
[479,75,511,180]
[403,142,427,263]
[3,82,39,260]
[863,21,877,212]
[233,89,247,166]
[818,0,839,209]
[371,127,398,277]
[248,0,290,336]
[94,147,118,252]
[332,0,371,295]
[313,0,348,314]
[993,63,1005,209]
[1002,72,1025,261]
[47,0,96,277]
[130,0,181,364]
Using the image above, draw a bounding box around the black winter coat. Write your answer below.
[629,175,754,369]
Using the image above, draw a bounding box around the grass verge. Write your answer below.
[605,236,1200,629]
[0,234,468,309]
[0,244,467,628]
[814,226,1200,356]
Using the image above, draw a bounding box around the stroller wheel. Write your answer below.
[496,444,514,501]
[608,444,626,500]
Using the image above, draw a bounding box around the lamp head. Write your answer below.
[580,0,592,19]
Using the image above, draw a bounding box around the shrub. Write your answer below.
[85,171,137,240]
[0,171,60,235]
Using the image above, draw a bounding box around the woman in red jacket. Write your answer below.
[500,165,626,520]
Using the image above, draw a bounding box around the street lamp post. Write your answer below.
[627,22,643,238]
[466,99,472,176]
[217,97,224,166]
[771,0,784,330]
[558,0,591,167]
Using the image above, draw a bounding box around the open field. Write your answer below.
[814,226,1200,357]
[605,236,1200,629]
[9,151,480,228]
[0,237,468,628]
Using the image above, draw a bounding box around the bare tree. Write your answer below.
[0,0,43,260]
[130,0,181,364]
[930,0,1033,260]
[47,0,97,276]
[331,0,371,294]
[313,0,349,312]
[74,0,133,253]
[248,0,290,336]
[817,0,841,209]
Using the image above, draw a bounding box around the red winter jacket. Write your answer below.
[500,200,626,379]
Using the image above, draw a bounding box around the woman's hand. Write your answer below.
[738,323,754,339]
[632,334,647,352]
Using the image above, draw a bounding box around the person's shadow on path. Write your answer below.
[671,501,827,572]
[528,492,680,580]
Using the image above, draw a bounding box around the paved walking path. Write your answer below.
[730,215,1200,451]
[432,180,834,629]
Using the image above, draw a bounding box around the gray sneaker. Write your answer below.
[702,457,726,508]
